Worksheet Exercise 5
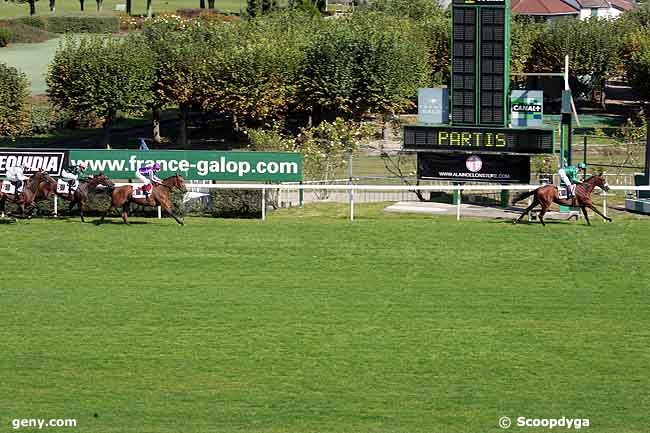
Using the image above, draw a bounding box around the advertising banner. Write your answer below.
[418,152,530,183]
[68,150,302,182]
[0,149,68,176]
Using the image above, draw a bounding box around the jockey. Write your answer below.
[136,163,162,196]
[61,162,89,192]
[5,163,29,200]
[558,162,586,199]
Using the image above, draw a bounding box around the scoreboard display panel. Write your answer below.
[451,0,509,127]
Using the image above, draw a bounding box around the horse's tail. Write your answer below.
[511,189,536,205]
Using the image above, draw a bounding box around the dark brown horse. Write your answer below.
[0,170,57,218]
[512,174,611,226]
[55,174,115,223]
[99,174,187,225]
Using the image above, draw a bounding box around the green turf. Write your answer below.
[0,0,248,19]
[0,36,62,94]
[1,205,649,433]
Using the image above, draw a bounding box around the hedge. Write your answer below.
[46,16,120,34]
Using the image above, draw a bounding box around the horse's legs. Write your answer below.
[537,204,549,226]
[79,200,85,223]
[515,198,539,223]
[587,203,612,222]
[581,206,591,226]
[163,205,184,225]
[122,202,131,224]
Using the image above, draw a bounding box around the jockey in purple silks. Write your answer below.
[135,163,162,196]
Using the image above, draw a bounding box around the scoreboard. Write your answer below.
[451,0,509,127]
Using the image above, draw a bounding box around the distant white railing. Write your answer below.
[52,183,649,221]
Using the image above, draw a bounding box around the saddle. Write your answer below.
[1,180,16,195]
[133,184,153,199]
[558,186,577,206]
[56,179,77,194]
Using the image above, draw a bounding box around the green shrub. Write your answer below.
[211,189,264,218]
[0,21,55,43]
[47,16,120,34]
[0,62,30,137]
[0,28,12,47]
[14,16,47,29]
[28,102,70,135]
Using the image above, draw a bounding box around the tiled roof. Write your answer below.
[511,0,580,15]
[609,0,635,11]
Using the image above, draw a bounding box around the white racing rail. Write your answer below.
[52,183,650,221]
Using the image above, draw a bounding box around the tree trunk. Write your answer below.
[96,0,103,12]
[200,0,206,8]
[152,107,162,144]
[103,112,115,148]
[126,0,131,14]
[80,0,84,11]
[179,104,189,147]
[207,0,215,8]
[28,0,36,15]
[49,0,55,13]
[146,0,153,17]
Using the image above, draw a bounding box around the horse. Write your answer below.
[0,170,57,218]
[56,174,115,223]
[99,174,187,225]
[511,174,611,226]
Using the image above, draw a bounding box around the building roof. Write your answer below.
[511,0,580,15]
[609,0,635,11]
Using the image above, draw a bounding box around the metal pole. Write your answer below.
[583,135,588,180]
[53,195,58,217]
[349,185,354,222]
[348,150,354,222]
[456,189,461,221]
[262,187,266,221]
[157,206,161,219]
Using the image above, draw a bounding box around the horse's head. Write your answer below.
[170,173,187,193]
[93,172,115,188]
[593,172,610,192]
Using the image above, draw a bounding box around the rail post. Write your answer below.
[157,206,161,219]
[456,188,462,221]
[262,186,266,221]
[603,193,607,219]
[53,195,58,217]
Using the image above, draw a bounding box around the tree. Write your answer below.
[527,18,621,106]
[28,0,37,15]
[296,13,430,123]
[261,0,278,14]
[0,63,30,138]
[47,35,156,146]
[247,0,258,17]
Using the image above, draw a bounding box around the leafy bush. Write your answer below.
[0,28,12,47]
[14,16,46,29]
[28,101,70,134]
[47,16,120,33]
[0,62,30,137]
[0,21,55,43]
[211,189,264,218]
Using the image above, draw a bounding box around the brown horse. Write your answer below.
[56,174,115,223]
[512,174,611,226]
[99,174,187,225]
[0,170,57,218]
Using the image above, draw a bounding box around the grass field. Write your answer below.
[1,204,649,433]
[0,0,249,19]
